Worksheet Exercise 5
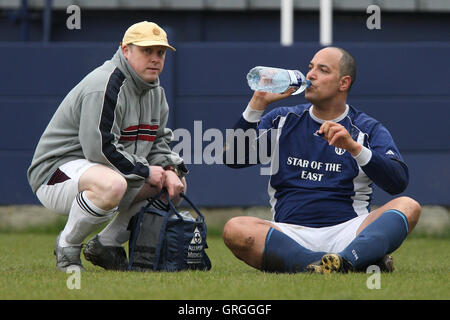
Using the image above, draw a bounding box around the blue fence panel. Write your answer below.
[0,42,448,206]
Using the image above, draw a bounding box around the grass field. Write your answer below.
[0,223,449,300]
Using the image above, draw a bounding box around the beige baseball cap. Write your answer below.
[121,21,176,51]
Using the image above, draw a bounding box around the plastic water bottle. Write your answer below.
[246,66,311,95]
[179,211,196,222]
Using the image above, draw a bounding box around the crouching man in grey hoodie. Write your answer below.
[27,21,187,271]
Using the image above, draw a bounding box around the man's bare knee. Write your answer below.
[92,175,127,210]
[223,217,245,250]
[396,196,421,231]
[104,175,127,205]
[80,166,128,210]
[223,217,258,250]
[223,216,273,254]
[379,196,422,233]
[223,216,275,269]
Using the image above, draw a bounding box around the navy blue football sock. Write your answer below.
[339,209,409,271]
[261,228,325,273]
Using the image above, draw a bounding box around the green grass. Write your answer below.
[0,230,448,300]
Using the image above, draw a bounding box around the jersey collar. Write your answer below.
[309,104,349,124]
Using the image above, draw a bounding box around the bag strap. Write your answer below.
[152,206,170,271]
[163,191,205,222]
[144,188,168,209]
[180,192,205,221]
[127,188,167,271]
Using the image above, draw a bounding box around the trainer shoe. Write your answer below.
[306,254,394,274]
[54,232,84,272]
[304,261,323,274]
[306,253,354,274]
[374,254,395,273]
[83,235,128,271]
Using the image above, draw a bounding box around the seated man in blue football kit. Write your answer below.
[222,47,421,274]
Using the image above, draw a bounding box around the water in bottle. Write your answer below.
[246,66,311,95]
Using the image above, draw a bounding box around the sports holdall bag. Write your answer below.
[127,189,211,272]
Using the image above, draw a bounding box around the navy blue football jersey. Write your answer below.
[225,103,408,228]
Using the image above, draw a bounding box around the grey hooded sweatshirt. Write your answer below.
[27,47,183,194]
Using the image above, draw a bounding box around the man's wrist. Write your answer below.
[348,142,363,157]
[243,104,264,123]
[248,96,268,111]
[352,146,372,166]
[163,163,188,179]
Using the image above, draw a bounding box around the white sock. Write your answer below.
[59,191,117,247]
[97,200,147,247]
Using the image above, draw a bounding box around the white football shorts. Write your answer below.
[270,213,369,253]
[36,159,97,215]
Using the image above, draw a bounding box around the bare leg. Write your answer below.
[357,196,421,235]
[222,216,281,269]
[78,165,128,210]
[58,164,127,248]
